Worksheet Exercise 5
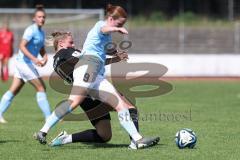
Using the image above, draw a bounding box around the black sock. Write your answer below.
[129,108,139,141]
[72,129,105,143]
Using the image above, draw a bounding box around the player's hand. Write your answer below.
[116,51,129,61]
[33,58,43,67]
[40,57,48,67]
[118,27,128,34]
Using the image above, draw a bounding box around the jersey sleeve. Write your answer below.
[22,26,33,42]
[53,48,79,84]
[96,21,107,35]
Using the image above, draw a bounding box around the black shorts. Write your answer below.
[80,97,111,126]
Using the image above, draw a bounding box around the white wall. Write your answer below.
[8,54,240,77]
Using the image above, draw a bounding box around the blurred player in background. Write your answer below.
[44,31,139,149]
[0,18,14,82]
[0,5,51,123]
[36,4,159,149]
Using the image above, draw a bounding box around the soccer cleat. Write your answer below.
[128,141,137,150]
[135,136,160,149]
[34,131,47,144]
[0,116,7,124]
[50,131,68,147]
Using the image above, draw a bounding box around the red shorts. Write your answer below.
[0,49,12,59]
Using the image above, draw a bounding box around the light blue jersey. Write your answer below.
[82,21,112,75]
[16,23,45,63]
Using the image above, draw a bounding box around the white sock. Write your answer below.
[62,135,72,144]
[118,108,142,142]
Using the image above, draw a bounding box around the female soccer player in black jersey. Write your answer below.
[46,31,140,149]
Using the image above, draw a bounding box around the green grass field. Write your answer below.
[0,79,240,160]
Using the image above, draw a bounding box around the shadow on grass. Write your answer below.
[0,140,21,144]
[88,143,166,150]
[88,143,129,148]
[47,142,166,150]
[51,143,129,150]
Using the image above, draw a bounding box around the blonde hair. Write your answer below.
[47,31,72,51]
[106,4,127,19]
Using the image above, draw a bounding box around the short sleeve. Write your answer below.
[96,21,106,35]
[22,26,33,42]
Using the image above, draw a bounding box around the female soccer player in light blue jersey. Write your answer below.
[0,5,51,123]
[37,4,159,149]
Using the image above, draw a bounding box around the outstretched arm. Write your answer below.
[101,26,128,34]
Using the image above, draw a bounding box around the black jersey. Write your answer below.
[53,48,82,84]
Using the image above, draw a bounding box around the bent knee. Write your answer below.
[38,86,46,92]
[98,132,112,142]
[33,85,45,92]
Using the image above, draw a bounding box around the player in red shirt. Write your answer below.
[0,20,14,82]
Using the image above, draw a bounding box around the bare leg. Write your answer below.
[94,120,112,142]
[29,77,46,92]
[2,57,10,81]
[9,77,25,95]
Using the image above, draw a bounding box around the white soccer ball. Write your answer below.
[175,128,197,149]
